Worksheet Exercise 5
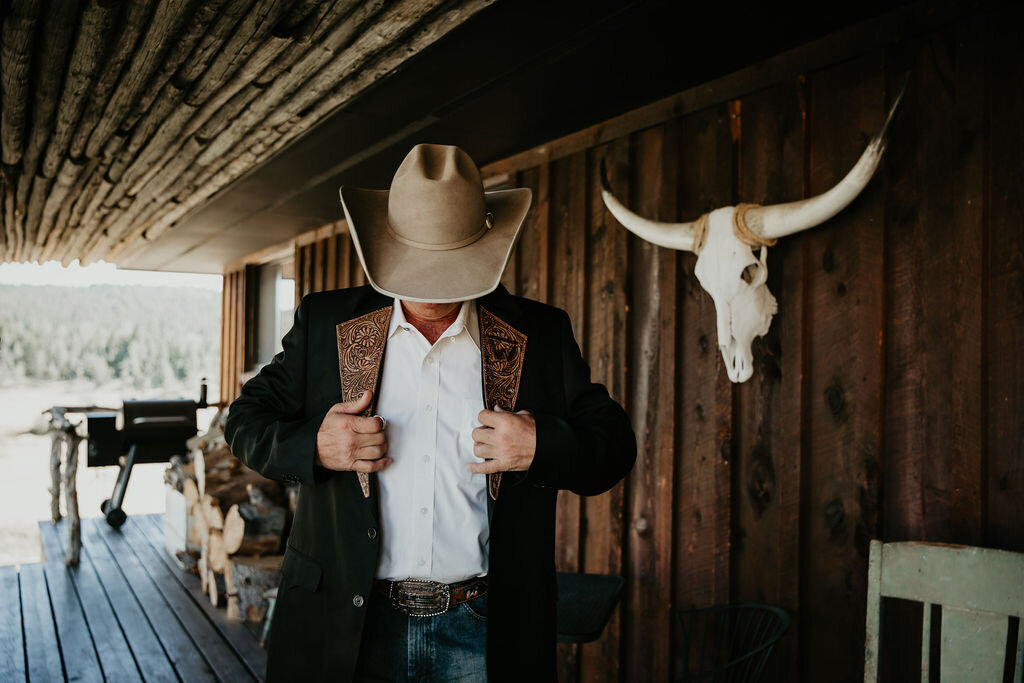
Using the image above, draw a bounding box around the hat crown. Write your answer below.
[387,144,487,249]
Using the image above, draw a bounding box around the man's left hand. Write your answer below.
[468,406,536,474]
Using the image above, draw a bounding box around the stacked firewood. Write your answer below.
[166,408,291,623]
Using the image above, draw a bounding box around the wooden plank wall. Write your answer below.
[219,265,258,405]
[279,8,1022,681]
[293,226,364,308]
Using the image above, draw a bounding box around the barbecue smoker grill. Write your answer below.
[86,379,208,528]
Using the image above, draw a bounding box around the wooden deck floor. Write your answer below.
[1,514,266,682]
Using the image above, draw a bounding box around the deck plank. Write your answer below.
[133,513,267,679]
[51,520,144,683]
[20,563,65,682]
[43,562,103,682]
[0,566,26,682]
[39,517,65,564]
[85,517,216,682]
[93,517,255,681]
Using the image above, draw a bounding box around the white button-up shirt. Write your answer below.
[374,298,489,583]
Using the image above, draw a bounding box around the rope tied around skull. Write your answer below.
[690,203,779,255]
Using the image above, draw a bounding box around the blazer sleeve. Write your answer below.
[523,309,637,495]
[224,296,329,487]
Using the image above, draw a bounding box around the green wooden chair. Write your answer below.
[864,540,1024,682]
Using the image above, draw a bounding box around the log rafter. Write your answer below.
[0,0,496,265]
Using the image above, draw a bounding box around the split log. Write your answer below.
[201,494,224,531]
[230,555,283,623]
[207,469,283,509]
[19,0,79,255]
[185,0,290,106]
[83,0,194,158]
[67,0,152,160]
[195,441,288,510]
[183,477,200,510]
[278,0,331,43]
[187,406,226,451]
[39,155,97,262]
[207,529,228,572]
[224,560,238,619]
[57,175,111,264]
[177,0,258,88]
[174,548,199,573]
[106,81,186,186]
[22,174,49,261]
[41,154,84,234]
[163,453,195,493]
[40,0,119,179]
[223,506,245,554]
[120,0,228,131]
[207,567,226,607]
[2,163,19,261]
[1,0,42,166]
[222,485,286,555]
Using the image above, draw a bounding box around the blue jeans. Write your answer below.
[354,591,488,681]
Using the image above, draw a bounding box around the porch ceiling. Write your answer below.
[0,0,494,268]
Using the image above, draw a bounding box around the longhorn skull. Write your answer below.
[601,85,905,383]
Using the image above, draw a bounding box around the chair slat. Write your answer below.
[864,539,883,683]
[921,602,931,683]
[880,543,1024,617]
[1014,619,1022,683]
[939,605,1008,683]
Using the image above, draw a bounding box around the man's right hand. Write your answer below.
[315,390,391,472]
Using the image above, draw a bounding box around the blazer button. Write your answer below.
[367,527,377,540]
[352,594,365,608]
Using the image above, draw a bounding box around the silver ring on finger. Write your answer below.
[372,414,387,431]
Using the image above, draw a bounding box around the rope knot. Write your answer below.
[691,205,775,255]
[733,203,777,249]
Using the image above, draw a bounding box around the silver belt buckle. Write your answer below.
[389,578,451,617]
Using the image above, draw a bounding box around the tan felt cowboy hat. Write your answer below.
[338,144,532,303]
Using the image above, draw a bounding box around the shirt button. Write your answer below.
[352,594,365,608]
[367,527,377,540]
[425,404,433,412]
[423,455,430,463]
[417,559,426,567]
[420,507,428,515]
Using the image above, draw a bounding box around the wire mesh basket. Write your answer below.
[675,603,790,682]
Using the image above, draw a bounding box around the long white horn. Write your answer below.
[600,157,698,252]
[744,77,908,240]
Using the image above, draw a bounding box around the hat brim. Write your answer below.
[338,185,532,303]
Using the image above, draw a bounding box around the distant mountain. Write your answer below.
[0,285,220,391]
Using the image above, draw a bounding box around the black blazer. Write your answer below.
[225,284,636,681]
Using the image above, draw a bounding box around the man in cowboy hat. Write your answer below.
[225,143,636,681]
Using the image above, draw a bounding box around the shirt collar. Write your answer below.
[389,298,480,349]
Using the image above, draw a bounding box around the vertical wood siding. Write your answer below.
[219,265,258,405]
[271,11,1022,680]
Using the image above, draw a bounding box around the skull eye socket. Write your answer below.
[741,263,761,284]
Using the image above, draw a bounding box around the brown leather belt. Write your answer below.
[373,576,487,617]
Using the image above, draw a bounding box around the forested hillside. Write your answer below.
[0,285,219,391]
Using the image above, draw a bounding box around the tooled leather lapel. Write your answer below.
[478,305,527,501]
[336,305,393,498]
